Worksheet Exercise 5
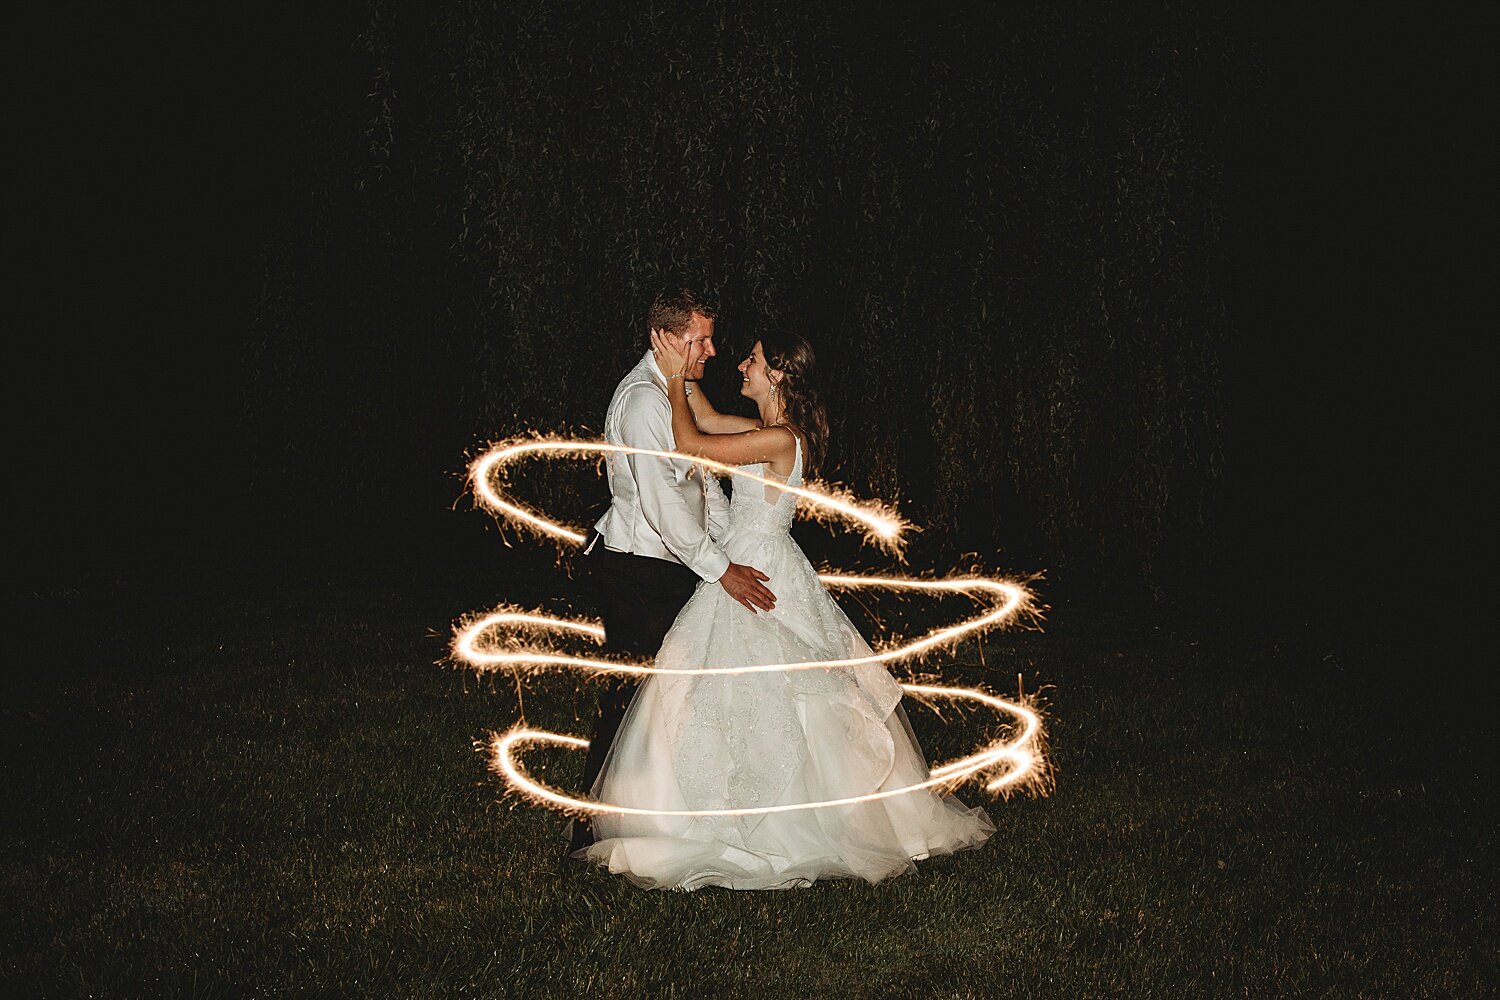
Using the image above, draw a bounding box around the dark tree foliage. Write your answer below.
[246,0,1252,588]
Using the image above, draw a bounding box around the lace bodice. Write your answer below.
[725,434,803,538]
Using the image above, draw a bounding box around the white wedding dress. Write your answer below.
[576,438,995,890]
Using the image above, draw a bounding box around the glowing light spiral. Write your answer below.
[469,437,911,552]
[455,436,1051,819]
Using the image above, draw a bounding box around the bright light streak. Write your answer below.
[487,681,1044,818]
[455,575,1031,677]
[469,437,910,552]
[456,435,1052,819]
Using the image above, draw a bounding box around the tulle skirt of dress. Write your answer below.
[574,530,995,891]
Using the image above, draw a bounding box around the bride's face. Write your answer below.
[737,341,780,401]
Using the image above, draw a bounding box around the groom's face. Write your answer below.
[675,312,716,380]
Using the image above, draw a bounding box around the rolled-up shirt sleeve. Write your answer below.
[616,387,731,583]
[704,469,730,543]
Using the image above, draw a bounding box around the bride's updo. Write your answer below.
[762,330,829,478]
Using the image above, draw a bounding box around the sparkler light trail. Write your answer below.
[488,680,1041,819]
[456,436,1052,818]
[456,575,1029,678]
[469,437,911,553]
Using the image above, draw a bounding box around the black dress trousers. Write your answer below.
[568,534,700,853]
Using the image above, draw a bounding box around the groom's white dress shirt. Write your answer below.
[592,351,731,582]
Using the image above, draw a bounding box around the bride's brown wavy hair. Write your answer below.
[762,330,829,478]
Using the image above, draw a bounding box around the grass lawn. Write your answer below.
[3,545,1494,998]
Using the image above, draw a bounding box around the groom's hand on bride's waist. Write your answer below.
[719,563,776,613]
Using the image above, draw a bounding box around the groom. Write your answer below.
[569,288,777,854]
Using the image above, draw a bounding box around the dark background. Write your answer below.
[8,2,1494,693]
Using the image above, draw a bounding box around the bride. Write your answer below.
[574,329,994,889]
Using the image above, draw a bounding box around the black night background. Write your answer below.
[5,2,1495,996]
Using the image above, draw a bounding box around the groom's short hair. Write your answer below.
[647,288,718,335]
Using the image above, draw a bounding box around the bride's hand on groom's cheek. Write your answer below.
[651,329,691,376]
[649,329,670,368]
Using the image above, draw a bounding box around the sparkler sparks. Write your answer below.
[457,435,1052,819]
[488,680,1041,819]
[469,436,910,552]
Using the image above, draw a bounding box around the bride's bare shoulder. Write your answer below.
[762,424,802,475]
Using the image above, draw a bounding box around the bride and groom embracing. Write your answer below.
[568,288,994,890]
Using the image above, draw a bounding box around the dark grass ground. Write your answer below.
[3,543,1495,999]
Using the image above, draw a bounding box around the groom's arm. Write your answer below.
[704,469,730,543]
[617,388,731,583]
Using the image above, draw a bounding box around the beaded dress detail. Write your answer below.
[578,436,994,890]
